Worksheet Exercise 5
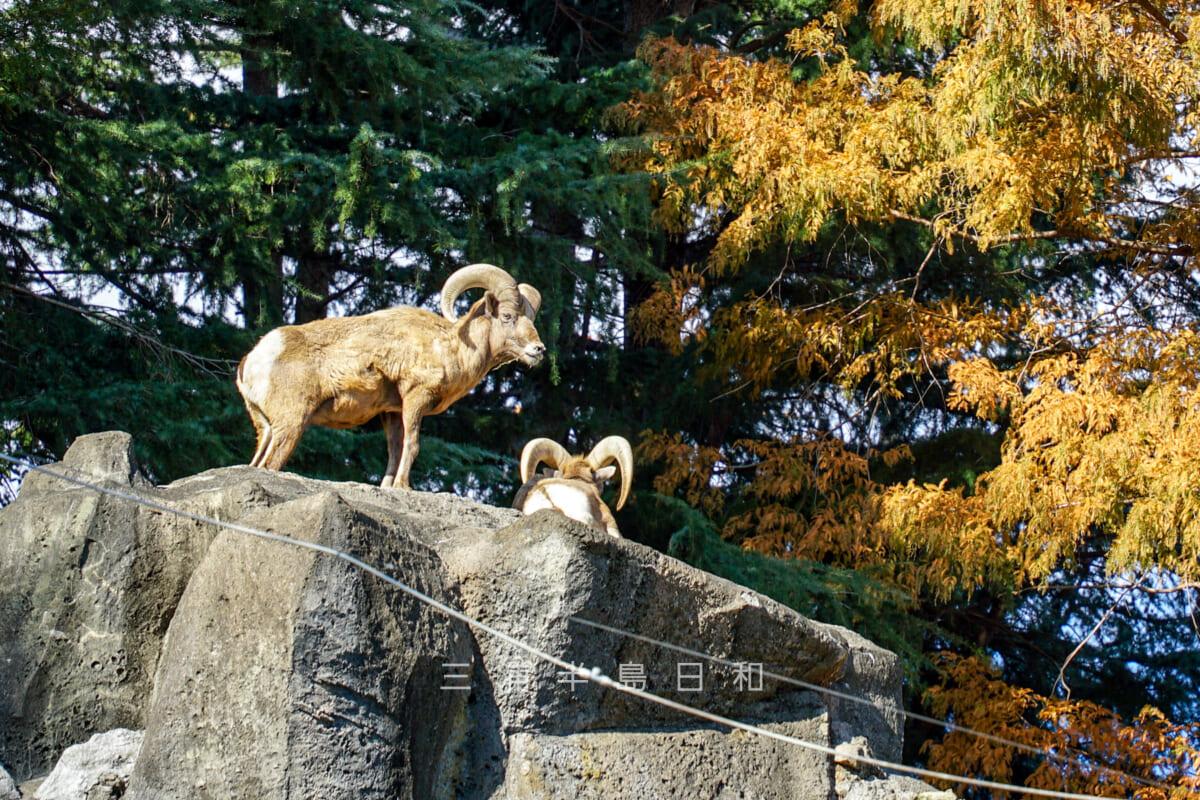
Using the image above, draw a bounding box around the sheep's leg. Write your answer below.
[380,411,403,488]
[243,401,271,467]
[249,424,272,467]
[384,395,431,490]
[257,418,306,471]
[394,410,420,490]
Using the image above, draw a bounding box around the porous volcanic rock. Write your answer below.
[2,432,926,800]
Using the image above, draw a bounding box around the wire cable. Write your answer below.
[0,453,1145,799]
[566,615,1169,792]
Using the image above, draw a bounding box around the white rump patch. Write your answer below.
[525,483,597,527]
[238,329,285,407]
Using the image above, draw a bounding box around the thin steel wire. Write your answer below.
[566,615,1168,792]
[0,454,1147,799]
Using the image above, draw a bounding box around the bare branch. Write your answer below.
[886,209,1195,257]
[1,281,236,378]
[1129,0,1188,45]
[1052,575,1145,699]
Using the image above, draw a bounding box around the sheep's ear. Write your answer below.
[483,290,501,317]
[595,465,617,484]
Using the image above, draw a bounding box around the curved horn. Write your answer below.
[586,436,634,511]
[440,263,520,321]
[517,283,542,320]
[520,437,572,483]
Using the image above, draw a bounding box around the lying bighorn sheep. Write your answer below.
[236,263,545,489]
[513,436,634,537]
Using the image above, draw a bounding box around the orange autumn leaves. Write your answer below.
[644,297,1200,597]
[891,326,1200,591]
[616,2,1200,269]
[624,0,1200,598]
[924,654,1200,799]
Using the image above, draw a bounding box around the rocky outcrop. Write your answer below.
[0,432,935,799]
[0,766,18,800]
[31,729,141,800]
[129,490,472,800]
[0,433,179,782]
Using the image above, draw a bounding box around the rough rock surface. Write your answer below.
[838,773,957,800]
[32,729,141,800]
[1,432,937,799]
[127,491,472,800]
[0,432,188,781]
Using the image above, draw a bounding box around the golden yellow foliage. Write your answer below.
[932,327,1200,586]
[628,266,707,355]
[646,306,1200,600]
[641,432,871,556]
[617,2,1200,266]
[641,424,1012,599]
[617,27,936,272]
[640,430,728,517]
[705,292,1022,401]
[877,479,1013,602]
[620,0,1200,596]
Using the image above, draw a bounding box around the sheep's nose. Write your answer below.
[524,342,546,365]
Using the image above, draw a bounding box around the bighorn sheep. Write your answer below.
[236,263,545,489]
[513,436,634,537]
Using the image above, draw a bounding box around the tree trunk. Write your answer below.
[294,246,337,324]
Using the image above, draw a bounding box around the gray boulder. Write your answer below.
[0,765,18,800]
[126,491,473,800]
[0,433,190,781]
[32,728,141,800]
[2,431,935,799]
[428,510,900,799]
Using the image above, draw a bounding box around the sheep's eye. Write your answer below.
[501,312,515,323]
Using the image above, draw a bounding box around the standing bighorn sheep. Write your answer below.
[236,263,545,489]
[513,436,634,537]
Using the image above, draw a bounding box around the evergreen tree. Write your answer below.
[0,0,653,489]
